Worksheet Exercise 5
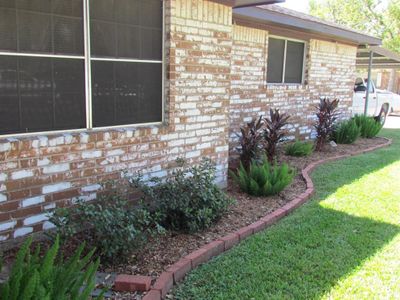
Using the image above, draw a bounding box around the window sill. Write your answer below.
[266,83,307,90]
[0,122,167,146]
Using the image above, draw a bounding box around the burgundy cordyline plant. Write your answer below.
[264,109,290,163]
[237,116,264,170]
[314,97,340,151]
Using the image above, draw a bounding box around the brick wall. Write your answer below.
[0,3,358,244]
[0,0,232,243]
[229,24,357,152]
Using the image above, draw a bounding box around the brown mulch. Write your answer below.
[2,137,387,283]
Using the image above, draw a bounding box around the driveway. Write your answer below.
[385,115,400,129]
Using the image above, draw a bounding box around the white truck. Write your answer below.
[352,77,400,124]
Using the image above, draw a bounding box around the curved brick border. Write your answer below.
[116,138,393,300]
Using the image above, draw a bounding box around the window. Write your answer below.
[267,37,305,84]
[0,0,163,136]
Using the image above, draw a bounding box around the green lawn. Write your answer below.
[174,129,400,300]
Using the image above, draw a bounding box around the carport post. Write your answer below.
[364,50,374,115]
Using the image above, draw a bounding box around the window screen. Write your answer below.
[285,41,305,84]
[267,37,305,84]
[267,38,285,84]
[0,0,163,135]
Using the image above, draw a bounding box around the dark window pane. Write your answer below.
[90,0,162,59]
[141,28,162,60]
[18,11,52,53]
[92,61,162,127]
[17,0,51,13]
[0,8,17,51]
[53,16,84,55]
[267,38,285,83]
[0,56,19,134]
[285,41,304,84]
[0,56,85,135]
[90,20,117,57]
[53,0,82,17]
[117,25,140,59]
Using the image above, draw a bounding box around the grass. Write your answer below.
[174,129,400,300]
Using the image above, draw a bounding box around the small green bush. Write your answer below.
[285,141,314,157]
[230,157,295,197]
[130,158,233,233]
[0,236,101,300]
[49,187,160,263]
[333,119,361,144]
[353,114,383,138]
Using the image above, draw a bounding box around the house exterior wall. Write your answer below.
[229,24,357,153]
[0,0,232,243]
[0,1,357,244]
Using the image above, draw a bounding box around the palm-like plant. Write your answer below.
[264,109,290,162]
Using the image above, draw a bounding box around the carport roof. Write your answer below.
[357,45,400,69]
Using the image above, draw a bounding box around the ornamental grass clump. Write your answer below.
[264,109,290,162]
[314,98,339,151]
[353,114,383,138]
[130,158,233,233]
[285,140,314,157]
[230,157,295,197]
[0,236,101,300]
[237,116,264,170]
[333,119,361,144]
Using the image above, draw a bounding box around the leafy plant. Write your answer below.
[263,109,290,162]
[333,119,361,144]
[285,140,314,157]
[237,116,264,170]
[314,98,340,151]
[230,157,295,197]
[0,236,101,300]
[130,158,233,233]
[353,114,383,138]
[49,186,160,263]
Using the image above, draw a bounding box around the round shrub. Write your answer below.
[353,114,382,138]
[333,119,360,144]
[285,140,314,157]
[130,158,233,233]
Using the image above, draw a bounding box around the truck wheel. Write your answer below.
[378,110,387,126]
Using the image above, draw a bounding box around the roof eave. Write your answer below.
[211,0,285,8]
[233,7,382,45]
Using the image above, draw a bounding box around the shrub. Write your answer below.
[130,158,232,233]
[285,140,314,157]
[0,236,101,300]
[49,187,160,263]
[264,109,290,162]
[237,116,264,170]
[353,114,383,138]
[333,119,361,144]
[230,157,295,197]
[314,98,339,151]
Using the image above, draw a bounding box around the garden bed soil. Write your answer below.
[2,137,387,290]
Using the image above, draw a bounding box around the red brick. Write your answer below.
[202,240,225,259]
[153,272,173,298]
[249,220,267,233]
[166,258,192,283]
[114,274,152,292]
[219,233,240,251]
[260,208,286,226]
[185,248,209,268]
[235,225,254,241]
[142,290,161,300]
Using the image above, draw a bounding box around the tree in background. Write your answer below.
[309,0,400,53]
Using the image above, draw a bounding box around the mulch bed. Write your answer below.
[1,137,386,289]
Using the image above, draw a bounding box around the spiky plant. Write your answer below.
[230,156,295,197]
[263,109,290,162]
[353,114,383,138]
[333,119,360,144]
[0,236,102,300]
[285,140,314,157]
[237,116,264,170]
[314,98,339,151]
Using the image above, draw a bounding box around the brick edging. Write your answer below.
[119,138,393,300]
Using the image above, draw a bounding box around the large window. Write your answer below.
[0,0,163,136]
[267,37,305,84]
